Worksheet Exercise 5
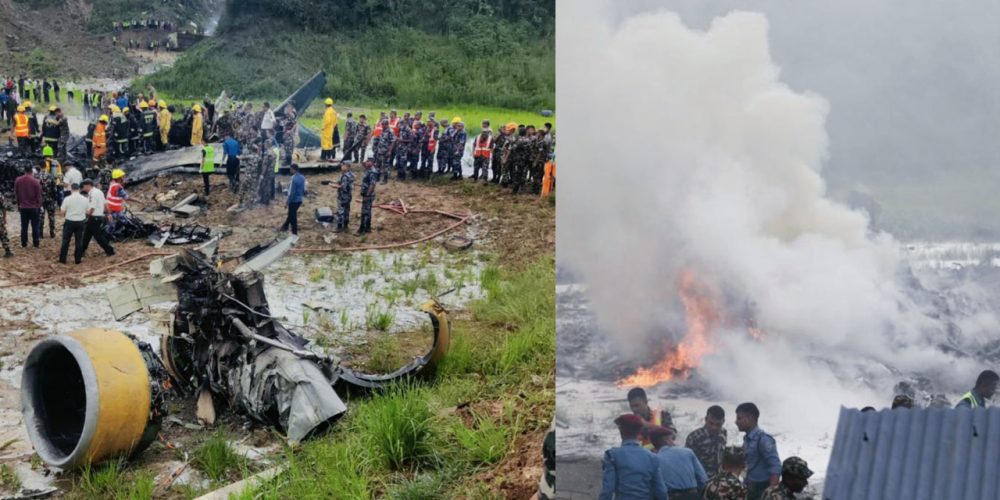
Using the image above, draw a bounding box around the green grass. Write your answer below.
[367,334,407,373]
[73,459,155,500]
[238,255,554,498]
[0,464,21,492]
[366,307,396,332]
[193,434,248,482]
[308,266,326,282]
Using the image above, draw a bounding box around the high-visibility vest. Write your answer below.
[542,161,555,196]
[93,123,108,156]
[273,147,281,173]
[106,183,125,213]
[389,117,399,135]
[373,127,383,138]
[14,113,29,138]
[474,135,493,158]
[44,159,62,178]
[960,391,980,408]
[201,145,215,173]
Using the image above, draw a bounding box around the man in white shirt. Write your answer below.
[58,183,88,264]
[260,101,275,139]
[62,164,82,195]
[79,179,115,258]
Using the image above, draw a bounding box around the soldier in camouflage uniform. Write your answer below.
[333,161,354,232]
[760,457,812,500]
[532,421,555,500]
[685,406,728,478]
[703,447,748,500]
[395,119,413,181]
[258,143,277,205]
[436,119,452,175]
[419,114,435,176]
[343,112,358,163]
[239,145,263,207]
[282,105,298,167]
[357,160,378,235]
[349,115,371,162]
[0,192,12,257]
[38,170,59,239]
[450,120,467,179]
[531,128,551,194]
[409,121,424,179]
[494,123,514,185]
[508,127,532,194]
[373,120,395,184]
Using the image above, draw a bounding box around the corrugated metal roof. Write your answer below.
[824,407,1000,500]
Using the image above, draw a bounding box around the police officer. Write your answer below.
[956,370,999,409]
[0,192,12,257]
[599,414,668,500]
[737,402,781,500]
[357,159,378,235]
[703,447,748,500]
[332,161,354,233]
[760,457,812,500]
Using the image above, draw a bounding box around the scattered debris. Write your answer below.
[192,465,286,500]
[314,207,334,223]
[444,235,474,251]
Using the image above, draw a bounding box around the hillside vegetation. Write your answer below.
[139,0,555,109]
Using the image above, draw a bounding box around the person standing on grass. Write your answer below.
[14,166,42,248]
[357,159,378,235]
[58,183,88,264]
[279,164,306,235]
[332,161,355,233]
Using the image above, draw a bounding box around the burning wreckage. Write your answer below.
[20,236,451,470]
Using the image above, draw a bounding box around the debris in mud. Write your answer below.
[20,236,452,469]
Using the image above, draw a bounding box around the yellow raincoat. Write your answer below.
[191,112,203,146]
[321,105,338,150]
[159,109,172,145]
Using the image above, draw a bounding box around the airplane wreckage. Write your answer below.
[1,71,333,199]
[20,235,451,470]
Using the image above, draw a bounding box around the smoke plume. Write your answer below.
[556,1,986,421]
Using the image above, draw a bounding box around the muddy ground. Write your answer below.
[0,168,555,497]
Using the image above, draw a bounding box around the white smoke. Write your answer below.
[556,1,986,426]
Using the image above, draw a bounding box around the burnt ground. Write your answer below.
[0,168,555,497]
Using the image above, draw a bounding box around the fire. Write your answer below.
[617,271,721,387]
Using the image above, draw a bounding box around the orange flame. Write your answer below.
[617,271,721,387]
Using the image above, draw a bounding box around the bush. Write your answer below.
[356,384,435,471]
[193,434,248,481]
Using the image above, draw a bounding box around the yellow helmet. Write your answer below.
[139,101,148,109]
[99,114,109,122]
[123,107,130,113]
[192,104,202,112]
[148,99,156,107]
[110,105,121,114]
[325,98,333,106]
[111,169,125,180]
[24,101,32,108]
[159,101,167,109]
[451,116,462,124]
[506,122,517,132]
[16,105,25,112]
[48,105,56,112]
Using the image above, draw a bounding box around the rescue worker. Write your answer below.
[111,105,129,158]
[737,402,781,500]
[279,163,305,235]
[258,140,277,205]
[472,126,493,182]
[358,159,378,235]
[648,427,707,500]
[42,105,60,153]
[222,133,242,193]
[105,169,128,234]
[532,128,551,194]
[332,161,354,233]
[84,119,95,167]
[93,115,109,174]
[956,370,999,409]
[56,107,70,163]
[321,98,338,161]
[40,146,61,178]
[25,101,40,151]
[541,154,556,197]
[238,142,262,206]
[626,388,674,449]
[450,118,467,179]
[703,447,748,500]
[126,106,142,154]
[38,168,60,239]
[409,121,423,178]
[191,103,204,146]
[508,126,531,194]
[373,120,395,184]
[437,118,452,175]
[158,100,171,148]
[423,117,438,177]
[281,104,297,167]
[344,114,369,164]
[14,105,30,156]
[79,179,115,258]
[684,405,727,478]
[0,193,12,257]
[396,119,413,180]
[200,143,215,196]
[760,457,812,500]
[141,100,158,154]
[599,414,668,500]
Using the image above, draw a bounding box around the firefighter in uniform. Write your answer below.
[141,100,158,154]
[158,100,171,149]
[41,106,60,154]
[14,105,30,157]
[472,126,493,182]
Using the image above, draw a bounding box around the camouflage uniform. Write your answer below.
[335,170,355,231]
[57,114,70,162]
[408,124,422,178]
[343,116,358,162]
[450,126,467,179]
[239,151,262,206]
[530,134,550,194]
[359,166,378,233]
[282,114,298,167]
[38,172,59,238]
[419,121,435,176]
[684,427,727,478]
[437,125,453,175]
[396,122,413,180]
[703,472,748,500]
[258,147,277,205]
[0,193,11,255]
[761,457,813,500]
[351,122,371,162]
[509,135,532,194]
[538,421,555,499]
[760,483,795,500]
[374,128,395,183]
[491,131,510,184]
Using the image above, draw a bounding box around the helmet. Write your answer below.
[192,104,202,112]
[48,105,56,112]
[148,99,156,107]
[325,98,333,105]
[451,116,462,124]
[158,101,167,109]
[99,114,109,122]
[111,169,125,180]
[139,101,148,109]
[16,105,24,112]
[110,105,121,114]
[24,101,32,108]
[506,122,517,132]
[42,146,53,157]
[123,107,129,113]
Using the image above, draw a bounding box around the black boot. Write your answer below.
[3,249,12,258]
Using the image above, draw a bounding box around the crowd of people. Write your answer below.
[600,371,998,499]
